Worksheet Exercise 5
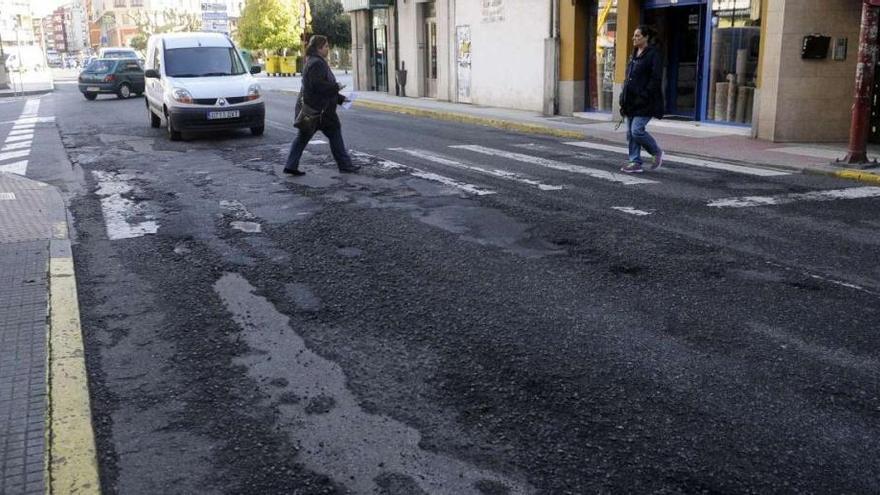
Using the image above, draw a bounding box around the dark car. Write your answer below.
[78,58,145,100]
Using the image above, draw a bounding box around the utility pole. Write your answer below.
[843,0,880,164]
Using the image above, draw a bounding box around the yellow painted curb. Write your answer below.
[832,168,880,185]
[47,230,101,495]
[352,99,586,140]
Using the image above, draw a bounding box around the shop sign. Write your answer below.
[342,0,393,11]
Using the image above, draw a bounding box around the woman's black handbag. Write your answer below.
[294,96,323,134]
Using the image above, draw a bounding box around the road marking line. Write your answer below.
[0,192,15,200]
[0,149,30,161]
[4,133,33,142]
[2,140,31,151]
[351,151,496,195]
[451,144,658,185]
[0,116,53,125]
[92,171,160,239]
[0,160,27,175]
[9,128,33,135]
[388,147,564,190]
[611,206,652,216]
[563,141,790,177]
[707,186,880,208]
[23,98,39,115]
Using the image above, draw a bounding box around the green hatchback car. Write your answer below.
[78,58,145,100]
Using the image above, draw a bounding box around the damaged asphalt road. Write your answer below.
[50,87,880,494]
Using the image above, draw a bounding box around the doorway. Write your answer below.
[424,18,438,98]
[371,10,389,92]
[644,3,706,119]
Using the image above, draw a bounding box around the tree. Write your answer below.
[238,0,310,55]
[129,33,147,52]
[308,0,350,49]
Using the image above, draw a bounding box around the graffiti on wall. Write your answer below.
[481,0,504,23]
[456,25,472,103]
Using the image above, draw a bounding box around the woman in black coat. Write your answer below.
[619,25,664,174]
[283,35,359,175]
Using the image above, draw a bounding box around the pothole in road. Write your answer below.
[215,273,536,495]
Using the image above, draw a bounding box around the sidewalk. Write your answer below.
[0,71,54,98]
[0,173,99,494]
[268,82,880,185]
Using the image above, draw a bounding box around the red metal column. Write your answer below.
[844,1,880,164]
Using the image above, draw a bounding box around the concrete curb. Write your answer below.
[46,195,101,495]
[803,166,880,185]
[0,88,54,99]
[271,88,880,185]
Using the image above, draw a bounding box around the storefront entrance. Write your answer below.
[371,9,389,93]
[422,2,438,98]
[643,1,707,119]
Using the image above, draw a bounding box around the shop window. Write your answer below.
[707,0,761,124]
[596,0,617,112]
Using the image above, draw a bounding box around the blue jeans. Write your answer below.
[285,125,352,171]
[626,116,661,164]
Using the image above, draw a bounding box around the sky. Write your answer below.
[30,0,70,17]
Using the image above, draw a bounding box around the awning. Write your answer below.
[342,0,393,11]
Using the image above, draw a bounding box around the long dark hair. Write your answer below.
[306,35,328,57]
[636,25,658,46]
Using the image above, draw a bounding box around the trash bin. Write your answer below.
[266,55,281,76]
[280,55,296,76]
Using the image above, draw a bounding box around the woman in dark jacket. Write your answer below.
[619,25,664,174]
[283,35,359,175]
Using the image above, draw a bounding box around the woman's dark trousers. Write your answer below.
[285,125,353,171]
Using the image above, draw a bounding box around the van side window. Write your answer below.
[153,43,161,73]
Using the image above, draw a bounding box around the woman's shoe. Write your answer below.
[283,168,306,176]
[338,164,361,173]
[620,162,644,174]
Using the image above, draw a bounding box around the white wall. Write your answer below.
[453,0,549,111]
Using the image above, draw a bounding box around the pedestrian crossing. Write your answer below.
[339,140,880,213]
[0,98,39,176]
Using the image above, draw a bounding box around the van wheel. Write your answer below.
[117,83,131,99]
[83,92,97,100]
[148,105,161,128]
[165,111,181,141]
[250,125,264,136]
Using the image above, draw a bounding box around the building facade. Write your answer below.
[345,0,875,144]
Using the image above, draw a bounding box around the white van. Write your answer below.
[143,32,264,141]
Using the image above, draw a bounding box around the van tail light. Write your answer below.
[103,74,115,82]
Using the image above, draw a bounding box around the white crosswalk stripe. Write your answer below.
[0,98,39,176]
[450,144,658,185]
[351,151,496,196]
[563,141,790,177]
[708,186,880,208]
[388,148,564,191]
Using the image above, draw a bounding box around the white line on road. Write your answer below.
[4,133,33,142]
[92,170,160,240]
[2,141,31,151]
[563,141,790,177]
[388,148,564,191]
[707,186,880,208]
[351,151,496,195]
[0,160,28,175]
[451,144,658,185]
[9,129,33,135]
[611,206,653,216]
[0,149,30,162]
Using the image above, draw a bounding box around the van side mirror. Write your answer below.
[144,69,159,78]
[250,65,261,74]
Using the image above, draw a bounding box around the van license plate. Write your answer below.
[208,110,240,120]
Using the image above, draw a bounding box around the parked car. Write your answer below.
[78,58,145,100]
[143,32,264,140]
[99,47,140,60]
